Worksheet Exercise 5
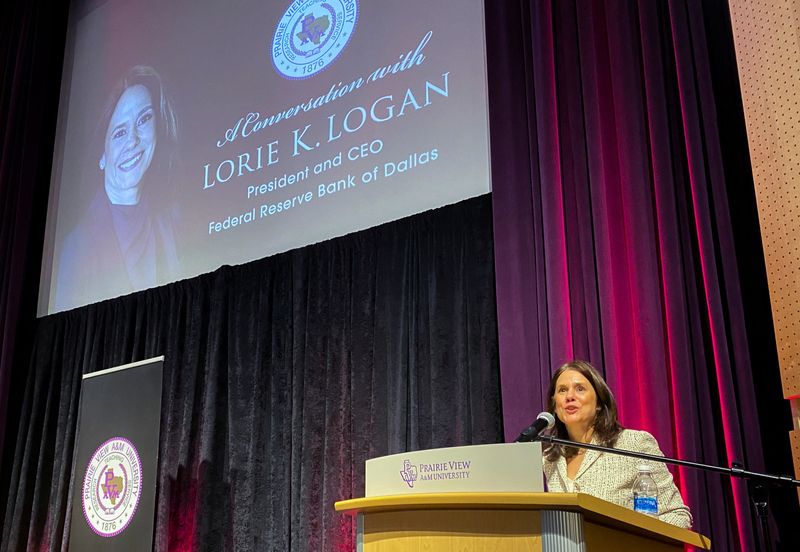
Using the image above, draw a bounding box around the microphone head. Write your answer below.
[514,411,557,442]
[537,411,556,429]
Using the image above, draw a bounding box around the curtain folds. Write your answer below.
[0,0,70,521]
[489,1,775,549]
[1,197,503,551]
[2,0,796,550]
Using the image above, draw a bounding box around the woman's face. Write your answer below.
[101,84,157,202]
[553,369,598,433]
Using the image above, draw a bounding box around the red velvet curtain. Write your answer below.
[489,1,793,549]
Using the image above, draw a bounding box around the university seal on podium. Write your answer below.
[400,459,418,488]
[272,0,359,79]
[82,437,142,537]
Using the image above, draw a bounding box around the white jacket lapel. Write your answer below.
[574,443,602,480]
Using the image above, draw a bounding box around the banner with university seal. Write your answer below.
[67,357,163,550]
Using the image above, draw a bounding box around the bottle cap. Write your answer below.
[637,464,653,473]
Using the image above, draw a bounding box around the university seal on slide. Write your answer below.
[82,437,142,537]
[272,0,359,79]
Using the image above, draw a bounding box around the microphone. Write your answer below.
[515,411,555,442]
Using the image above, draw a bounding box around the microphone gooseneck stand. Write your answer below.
[534,433,800,552]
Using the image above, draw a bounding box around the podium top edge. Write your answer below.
[335,491,565,512]
[333,492,710,549]
[82,356,165,380]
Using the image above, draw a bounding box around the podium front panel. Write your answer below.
[366,442,543,496]
[359,508,542,552]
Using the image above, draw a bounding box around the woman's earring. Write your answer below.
[99,157,106,170]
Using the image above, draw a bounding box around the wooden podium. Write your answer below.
[336,444,711,551]
[335,492,712,551]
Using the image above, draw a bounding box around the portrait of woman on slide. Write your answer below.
[55,65,181,310]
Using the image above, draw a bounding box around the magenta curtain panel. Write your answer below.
[489,1,769,549]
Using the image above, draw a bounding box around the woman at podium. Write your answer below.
[542,360,693,529]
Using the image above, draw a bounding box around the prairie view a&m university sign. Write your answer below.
[68,357,163,550]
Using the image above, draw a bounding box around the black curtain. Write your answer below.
[0,0,70,526]
[1,196,503,551]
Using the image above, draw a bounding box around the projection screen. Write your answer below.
[38,0,491,315]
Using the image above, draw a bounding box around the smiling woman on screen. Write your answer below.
[542,359,693,529]
[55,65,180,310]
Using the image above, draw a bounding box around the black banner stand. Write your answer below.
[67,356,163,551]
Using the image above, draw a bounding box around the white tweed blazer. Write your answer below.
[543,429,693,529]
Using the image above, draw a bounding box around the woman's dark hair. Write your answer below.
[544,359,624,462]
[94,65,179,202]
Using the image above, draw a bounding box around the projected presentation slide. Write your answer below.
[38,0,491,315]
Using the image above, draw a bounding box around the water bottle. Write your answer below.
[632,464,658,516]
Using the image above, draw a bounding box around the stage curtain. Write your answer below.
[0,197,502,551]
[0,0,69,514]
[488,0,794,549]
[3,0,797,550]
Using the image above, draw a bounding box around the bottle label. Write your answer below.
[633,496,658,515]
